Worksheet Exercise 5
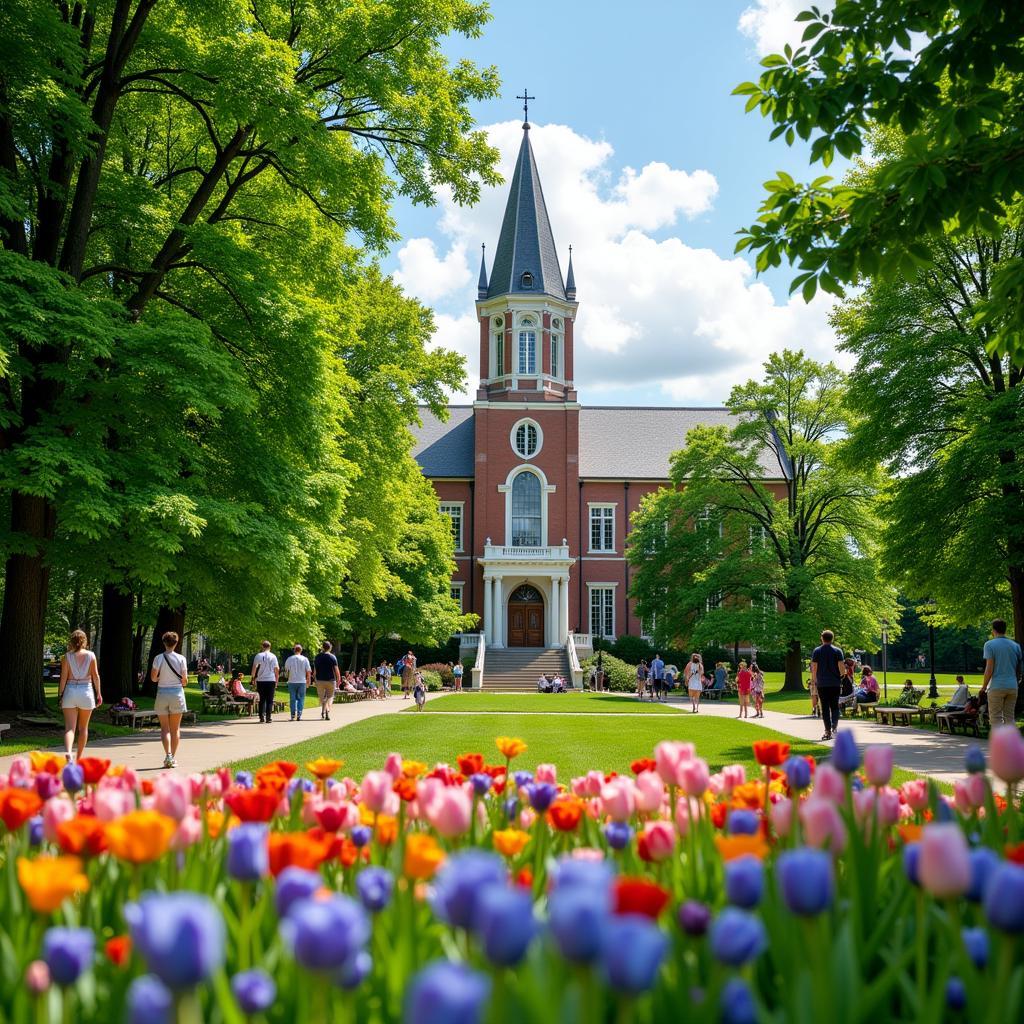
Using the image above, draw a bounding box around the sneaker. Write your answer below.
[821,733,832,742]
[169,756,177,768]
[325,712,330,721]
[163,754,173,769]
[290,715,295,721]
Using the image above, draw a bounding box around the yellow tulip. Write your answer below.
[17,856,89,913]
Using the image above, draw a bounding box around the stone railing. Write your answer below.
[457,633,480,648]
[567,632,584,690]
[482,543,572,561]
[570,632,593,652]
[470,631,485,690]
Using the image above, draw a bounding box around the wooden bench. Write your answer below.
[110,709,198,730]
[0,723,10,743]
[702,687,729,701]
[936,708,989,737]
[334,690,369,704]
[202,692,255,717]
[875,705,923,727]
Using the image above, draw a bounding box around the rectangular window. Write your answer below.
[752,589,775,615]
[590,587,615,639]
[518,330,536,374]
[450,583,464,612]
[439,502,464,552]
[589,505,615,552]
[551,336,560,378]
[705,590,724,613]
[749,524,768,551]
[494,334,504,377]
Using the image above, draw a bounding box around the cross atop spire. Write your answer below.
[516,88,535,126]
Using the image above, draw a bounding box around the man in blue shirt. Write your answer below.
[649,653,665,702]
[979,619,1023,727]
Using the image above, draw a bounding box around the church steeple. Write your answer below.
[477,244,488,299]
[486,123,566,301]
[565,245,576,301]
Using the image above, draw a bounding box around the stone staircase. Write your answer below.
[483,647,572,691]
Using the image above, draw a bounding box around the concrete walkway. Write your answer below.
[0,697,410,776]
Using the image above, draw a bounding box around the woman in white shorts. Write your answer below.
[59,629,102,762]
[150,630,189,769]
[685,652,704,713]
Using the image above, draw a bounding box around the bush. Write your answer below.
[419,669,443,692]
[606,635,655,665]
[580,652,638,692]
[420,662,455,687]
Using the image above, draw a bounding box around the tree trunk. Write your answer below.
[782,637,806,692]
[365,633,377,671]
[144,605,186,697]
[131,611,146,694]
[1010,563,1024,719]
[99,583,134,704]
[0,492,55,711]
[349,635,360,671]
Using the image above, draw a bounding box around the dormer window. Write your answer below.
[520,271,534,289]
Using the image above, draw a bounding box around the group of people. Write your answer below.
[536,674,568,693]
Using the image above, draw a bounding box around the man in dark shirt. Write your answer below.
[313,640,341,721]
[811,629,847,742]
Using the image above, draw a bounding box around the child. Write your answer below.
[413,677,426,710]
[750,662,765,718]
[808,675,819,718]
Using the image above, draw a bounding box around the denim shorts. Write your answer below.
[154,687,187,715]
[61,681,96,710]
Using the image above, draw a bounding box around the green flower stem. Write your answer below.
[915,891,929,1017]
[173,990,203,1024]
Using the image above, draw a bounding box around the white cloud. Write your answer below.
[394,120,842,404]
[738,0,834,56]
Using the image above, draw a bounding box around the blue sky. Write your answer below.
[386,0,843,405]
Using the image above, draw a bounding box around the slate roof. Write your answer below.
[486,126,567,301]
[410,406,790,481]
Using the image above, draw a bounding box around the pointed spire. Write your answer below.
[477,244,488,299]
[486,126,566,301]
[565,244,576,300]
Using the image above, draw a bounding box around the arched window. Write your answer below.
[511,472,542,546]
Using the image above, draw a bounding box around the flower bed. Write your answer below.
[1,729,1023,1022]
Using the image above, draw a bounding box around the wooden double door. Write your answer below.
[508,584,545,647]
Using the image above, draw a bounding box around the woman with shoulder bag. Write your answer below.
[150,631,189,768]
[59,629,102,763]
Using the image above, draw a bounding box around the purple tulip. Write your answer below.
[470,773,492,796]
[474,884,537,966]
[777,848,834,916]
[503,797,519,821]
[512,771,534,788]
[234,771,253,789]
[961,927,988,968]
[125,893,225,990]
[281,895,369,972]
[550,856,614,893]
[831,731,860,774]
[965,745,986,775]
[28,815,43,847]
[274,867,322,918]
[721,977,758,1024]
[599,915,668,994]
[603,821,633,850]
[524,781,557,812]
[677,900,712,937]
[227,823,269,882]
[231,970,276,1015]
[725,856,763,908]
[350,825,372,848]
[547,886,609,963]
[726,809,759,835]
[62,763,84,794]
[356,867,393,913]
[336,950,372,990]
[35,773,61,800]
[984,863,1024,933]
[967,846,999,903]
[287,777,316,798]
[126,976,172,1024]
[405,961,490,1024]
[42,928,93,986]
[430,851,506,929]
[783,755,812,791]
[709,909,766,966]
[903,843,921,887]
[946,977,966,1011]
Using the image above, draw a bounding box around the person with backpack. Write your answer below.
[150,631,189,768]
[313,641,341,720]
[401,650,416,699]
[250,641,280,724]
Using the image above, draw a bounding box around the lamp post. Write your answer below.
[881,619,889,702]
[926,599,939,699]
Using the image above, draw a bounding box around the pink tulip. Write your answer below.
[990,725,1024,785]
[953,781,973,816]
[900,779,929,812]
[384,752,404,780]
[583,770,605,797]
[417,777,444,814]
[812,764,845,804]
[202,773,224,800]
[898,803,914,822]
[153,775,192,821]
[570,777,589,798]
[9,756,30,783]
[171,809,202,851]
[216,767,232,792]
[519,808,536,830]
[601,777,637,821]
[570,847,605,861]
[706,773,725,797]
[639,820,675,861]
[0,774,7,789]
[42,796,75,840]
[918,823,971,898]
[876,787,901,826]
[720,764,746,794]
[852,788,877,824]
[864,745,894,787]
[94,788,135,822]
[964,773,987,809]
[426,786,473,838]
[360,771,394,813]
[536,763,558,784]
[800,797,847,854]
[634,771,666,813]
[678,758,710,798]
[770,797,794,837]
[674,795,701,836]
[188,774,205,801]
[654,741,695,785]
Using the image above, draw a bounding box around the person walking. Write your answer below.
[978,618,1023,728]
[313,641,341,720]
[649,652,665,702]
[196,656,211,693]
[750,662,766,717]
[250,641,280,724]
[635,659,649,699]
[735,660,752,719]
[401,650,417,700]
[683,653,704,712]
[284,644,312,721]
[58,629,102,763]
[151,631,188,768]
[453,660,464,692]
[810,629,847,741]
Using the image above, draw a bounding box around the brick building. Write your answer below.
[412,119,785,668]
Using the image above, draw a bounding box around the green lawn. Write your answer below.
[229,712,829,779]
[424,692,683,714]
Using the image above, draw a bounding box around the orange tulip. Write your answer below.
[76,758,111,785]
[715,833,769,861]
[493,828,531,857]
[55,816,108,857]
[897,823,923,845]
[752,741,790,768]
[206,810,226,838]
[17,856,89,913]
[104,810,176,864]
[404,833,445,879]
[105,935,132,967]
[457,753,485,776]
[260,761,298,779]
[375,815,398,847]
[306,758,344,780]
[29,751,63,775]
[730,781,766,811]
[393,777,418,802]
[254,769,290,794]
[0,788,43,831]
[267,831,332,876]
[496,736,527,760]
[547,797,584,832]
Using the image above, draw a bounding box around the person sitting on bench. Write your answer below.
[229,671,258,710]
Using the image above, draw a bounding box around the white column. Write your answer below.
[559,573,570,647]
[483,575,493,645]
[493,575,504,648]
[548,577,559,648]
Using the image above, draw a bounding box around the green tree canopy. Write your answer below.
[734,2,1024,362]
[628,350,896,690]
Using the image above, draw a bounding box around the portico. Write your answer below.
[479,541,573,648]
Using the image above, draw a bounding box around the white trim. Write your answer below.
[510,418,543,460]
[449,581,465,613]
[439,501,465,552]
[473,400,582,411]
[587,502,616,553]
[498,465,555,547]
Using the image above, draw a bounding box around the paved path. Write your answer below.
[0,698,409,776]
